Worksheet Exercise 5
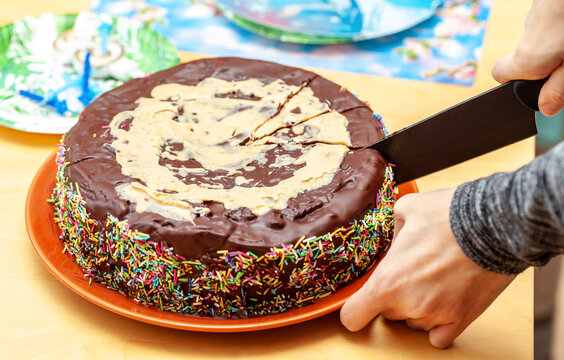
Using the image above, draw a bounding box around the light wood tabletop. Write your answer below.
[1,0,534,359]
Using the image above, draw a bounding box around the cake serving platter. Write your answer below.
[26,151,418,332]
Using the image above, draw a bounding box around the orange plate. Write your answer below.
[26,152,418,332]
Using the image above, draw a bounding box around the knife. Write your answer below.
[369,78,547,184]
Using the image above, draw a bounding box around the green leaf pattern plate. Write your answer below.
[0,12,180,134]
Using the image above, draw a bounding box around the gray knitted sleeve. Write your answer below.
[450,141,564,275]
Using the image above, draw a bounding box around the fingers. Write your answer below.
[491,0,564,114]
[428,322,467,349]
[340,276,386,332]
[539,64,564,116]
[491,51,519,84]
[492,52,564,116]
[340,195,416,332]
[492,49,550,84]
[405,318,435,332]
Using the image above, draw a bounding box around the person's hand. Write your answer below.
[340,189,515,348]
[492,0,564,116]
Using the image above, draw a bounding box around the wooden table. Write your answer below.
[0,0,534,358]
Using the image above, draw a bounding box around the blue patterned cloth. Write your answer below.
[91,0,491,86]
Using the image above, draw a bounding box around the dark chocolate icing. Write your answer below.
[64,57,387,258]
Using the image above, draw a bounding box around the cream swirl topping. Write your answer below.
[109,77,351,221]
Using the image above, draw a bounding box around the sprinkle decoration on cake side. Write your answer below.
[50,57,397,318]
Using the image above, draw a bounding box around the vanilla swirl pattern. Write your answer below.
[109,78,352,221]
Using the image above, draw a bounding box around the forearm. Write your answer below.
[450,141,564,275]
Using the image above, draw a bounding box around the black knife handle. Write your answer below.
[513,77,549,111]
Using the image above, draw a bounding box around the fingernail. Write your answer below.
[539,103,562,116]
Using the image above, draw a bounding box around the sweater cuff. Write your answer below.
[449,179,529,275]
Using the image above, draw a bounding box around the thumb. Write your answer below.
[340,278,386,332]
[428,322,466,349]
[538,64,564,116]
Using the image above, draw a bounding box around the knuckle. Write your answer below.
[412,304,434,320]
[546,86,564,106]
[512,45,542,76]
[367,279,391,300]
[393,194,414,213]
[442,307,465,324]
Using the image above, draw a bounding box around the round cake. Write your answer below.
[51,57,396,318]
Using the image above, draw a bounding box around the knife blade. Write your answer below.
[369,78,547,184]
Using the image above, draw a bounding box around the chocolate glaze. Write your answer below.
[64,57,387,258]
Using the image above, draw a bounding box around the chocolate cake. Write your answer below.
[51,57,396,318]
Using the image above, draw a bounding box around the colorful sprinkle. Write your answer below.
[50,141,397,318]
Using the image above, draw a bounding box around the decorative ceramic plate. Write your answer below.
[26,151,418,332]
[215,0,442,44]
[0,12,179,134]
